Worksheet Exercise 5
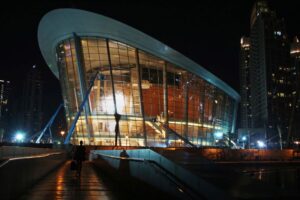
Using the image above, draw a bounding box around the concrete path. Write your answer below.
[19,161,116,200]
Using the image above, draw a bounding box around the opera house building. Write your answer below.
[38,9,240,147]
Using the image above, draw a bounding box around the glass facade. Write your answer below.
[57,37,235,147]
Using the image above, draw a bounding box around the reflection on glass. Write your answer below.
[56,37,235,147]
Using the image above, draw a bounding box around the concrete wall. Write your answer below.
[91,149,226,200]
[0,146,59,159]
[0,152,67,200]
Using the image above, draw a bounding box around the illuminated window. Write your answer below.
[274,31,281,36]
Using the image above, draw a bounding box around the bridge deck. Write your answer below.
[19,161,115,200]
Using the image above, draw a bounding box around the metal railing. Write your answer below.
[0,152,64,168]
[93,151,204,200]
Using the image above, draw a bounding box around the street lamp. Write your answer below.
[242,136,247,149]
[60,131,65,143]
[257,140,266,148]
[60,131,65,136]
[14,131,26,143]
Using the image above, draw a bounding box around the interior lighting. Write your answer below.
[214,132,223,139]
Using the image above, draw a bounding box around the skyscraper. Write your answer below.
[289,36,300,142]
[0,79,11,141]
[245,1,292,148]
[239,37,251,129]
[21,65,43,135]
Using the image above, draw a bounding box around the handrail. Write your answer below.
[93,152,204,200]
[0,152,64,168]
[162,124,196,148]
[145,119,196,148]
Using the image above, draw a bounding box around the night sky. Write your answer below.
[1,1,300,132]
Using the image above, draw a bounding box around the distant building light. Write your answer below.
[257,140,266,148]
[15,131,26,142]
[290,49,300,54]
[214,132,223,139]
[274,31,282,36]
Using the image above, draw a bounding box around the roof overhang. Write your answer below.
[38,8,240,101]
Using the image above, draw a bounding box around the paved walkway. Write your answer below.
[19,161,116,200]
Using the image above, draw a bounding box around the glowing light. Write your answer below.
[242,136,247,141]
[257,140,266,148]
[15,131,25,142]
[214,132,223,139]
[290,50,300,54]
[274,31,282,36]
[107,121,116,132]
[102,92,125,114]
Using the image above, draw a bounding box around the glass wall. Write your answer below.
[56,36,236,147]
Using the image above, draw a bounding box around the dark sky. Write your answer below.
[1,1,300,122]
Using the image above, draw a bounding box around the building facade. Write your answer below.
[21,65,43,135]
[289,36,300,141]
[239,37,251,129]
[248,1,292,147]
[0,79,11,141]
[38,9,240,146]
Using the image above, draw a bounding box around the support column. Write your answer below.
[163,62,169,146]
[231,101,239,134]
[183,73,189,139]
[201,87,206,146]
[106,39,120,146]
[73,33,91,144]
[135,49,147,146]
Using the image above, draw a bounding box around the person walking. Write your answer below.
[74,140,86,177]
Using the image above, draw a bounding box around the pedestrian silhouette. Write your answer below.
[120,149,129,158]
[73,140,86,177]
[119,149,130,175]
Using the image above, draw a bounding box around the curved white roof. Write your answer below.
[38,8,240,101]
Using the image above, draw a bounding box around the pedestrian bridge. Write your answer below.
[1,145,300,199]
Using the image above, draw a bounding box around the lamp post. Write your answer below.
[60,131,65,143]
[242,136,247,149]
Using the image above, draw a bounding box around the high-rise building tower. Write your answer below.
[0,79,11,141]
[21,65,43,135]
[248,1,292,147]
[239,37,251,129]
[289,36,300,141]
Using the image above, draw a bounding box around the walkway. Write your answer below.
[19,161,116,200]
